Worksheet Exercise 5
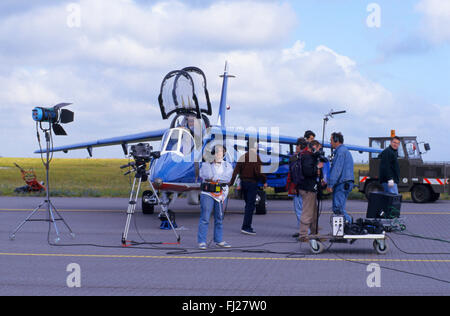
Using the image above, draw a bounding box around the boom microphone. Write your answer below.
[331,110,346,116]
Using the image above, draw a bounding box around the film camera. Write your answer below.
[121,143,161,181]
[313,148,329,163]
[130,143,161,164]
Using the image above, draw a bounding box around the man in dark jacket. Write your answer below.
[298,142,323,241]
[229,146,267,235]
[379,137,401,194]
[287,138,308,237]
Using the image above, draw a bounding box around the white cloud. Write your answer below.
[0,0,446,162]
[416,0,450,44]
[223,41,393,116]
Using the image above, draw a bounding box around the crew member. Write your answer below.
[183,114,204,148]
[229,143,267,236]
[298,141,323,241]
[304,130,316,142]
[379,136,401,195]
[287,138,307,238]
[198,145,233,250]
[327,132,354,223]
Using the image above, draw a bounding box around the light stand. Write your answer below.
[315,109,347,235]
[9,122,75,243]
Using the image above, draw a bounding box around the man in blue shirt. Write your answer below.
[327,132,354,223]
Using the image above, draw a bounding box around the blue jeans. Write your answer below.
[382,183,399,195]
[332,182,353,223]
[293,195,303,228]
[198,194,225,244]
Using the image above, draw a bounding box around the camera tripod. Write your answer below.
[121,160,180,246]
[10,126,75,244]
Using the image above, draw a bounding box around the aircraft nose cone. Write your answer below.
[150,153,196,183]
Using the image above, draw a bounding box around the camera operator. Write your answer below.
[297,141,324,242]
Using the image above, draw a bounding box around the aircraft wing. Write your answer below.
[34,129,168,156]
[216,127,382,154]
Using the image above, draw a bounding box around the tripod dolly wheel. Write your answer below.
[373,239,388,255]
[310,239,325,255]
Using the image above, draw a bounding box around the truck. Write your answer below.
[358,136,450,203]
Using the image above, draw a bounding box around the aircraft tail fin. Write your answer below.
[217,61,235,128]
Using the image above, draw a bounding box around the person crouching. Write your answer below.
[198,145,234,250]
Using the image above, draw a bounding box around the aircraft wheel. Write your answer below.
[142,190,156,215]
[373,240,388,255]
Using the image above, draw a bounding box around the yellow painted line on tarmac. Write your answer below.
[1,209,450,215]
[0,252,449,263]
[271,211,450,215]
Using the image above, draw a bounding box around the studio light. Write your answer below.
[32,103,74,136]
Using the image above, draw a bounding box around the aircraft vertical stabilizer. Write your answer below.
[217,62,235,128]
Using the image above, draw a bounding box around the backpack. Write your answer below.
[289,153,305,186]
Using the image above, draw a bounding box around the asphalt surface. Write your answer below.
[0,196,449,296]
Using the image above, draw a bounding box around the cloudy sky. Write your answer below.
[0,0,449,162]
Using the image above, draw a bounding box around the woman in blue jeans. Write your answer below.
[198,145,233,250]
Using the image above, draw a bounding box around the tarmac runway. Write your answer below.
[0,196,449,297]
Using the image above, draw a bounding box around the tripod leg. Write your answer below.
[9,202,46,240]
[147,174,181,243]
[47,202,62,244]
[122,177,141,245]
[49,200,75,239]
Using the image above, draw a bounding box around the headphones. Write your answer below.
[332,132,344,144]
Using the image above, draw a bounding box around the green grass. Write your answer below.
[0,158,140,197]
[1,159,448,200]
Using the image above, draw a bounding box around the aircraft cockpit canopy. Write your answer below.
[158,67,212,121]
[161,128,196,157]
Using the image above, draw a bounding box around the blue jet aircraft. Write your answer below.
[36,63,382,214]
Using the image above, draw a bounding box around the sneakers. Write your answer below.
[216,241,232,248]
[241,228,256,236]
[199,242,232,249]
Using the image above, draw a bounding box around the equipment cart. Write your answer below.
[309,232,388,255]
